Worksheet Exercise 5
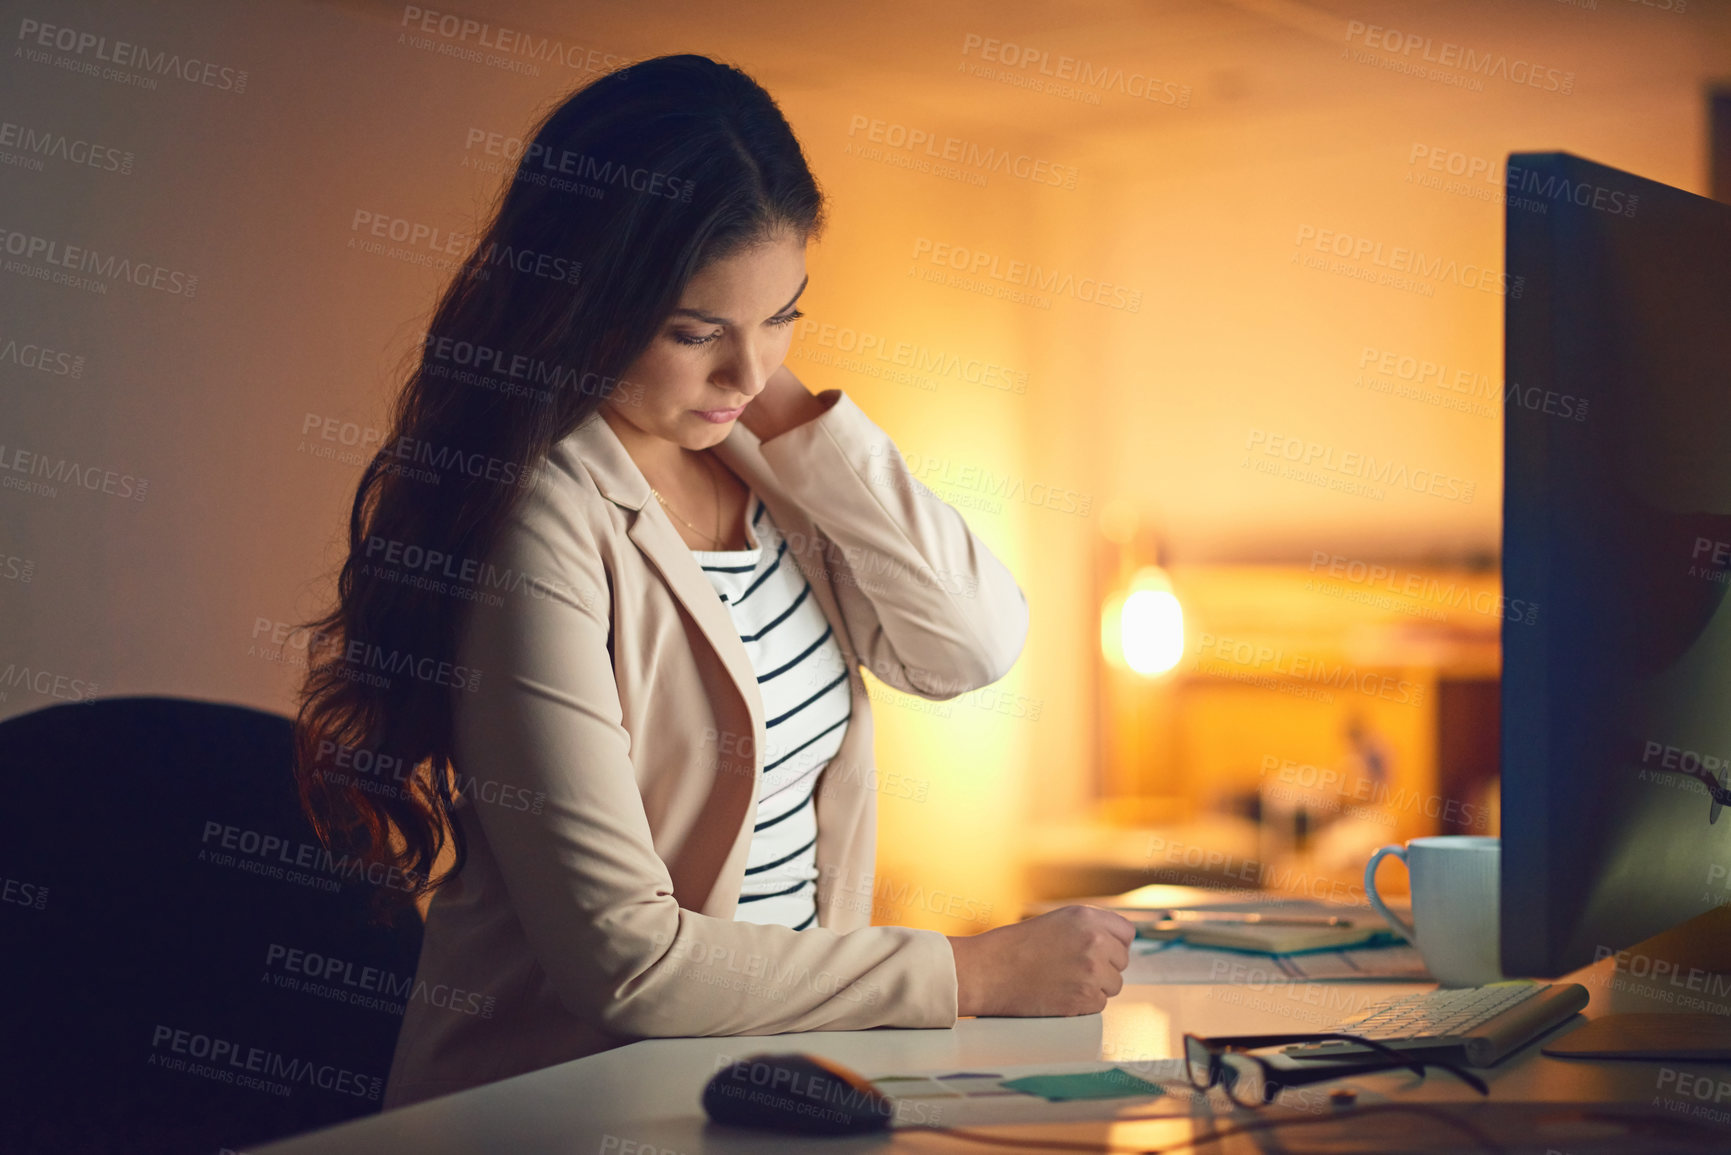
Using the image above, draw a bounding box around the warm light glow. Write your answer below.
[1102,566,1184,677]
[1122,587,1184,675]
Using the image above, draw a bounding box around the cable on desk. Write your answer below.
[902,1101,1505,1154]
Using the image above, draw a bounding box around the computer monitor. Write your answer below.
[1501,151,1731,980]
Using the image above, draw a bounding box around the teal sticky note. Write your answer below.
[999,1068,1164,1102]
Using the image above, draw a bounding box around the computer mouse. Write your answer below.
[701,1051,894,1135]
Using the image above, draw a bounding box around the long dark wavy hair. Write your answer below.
[292,54,825,919]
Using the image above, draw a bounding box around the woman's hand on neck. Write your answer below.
[597,363,835,484]
[736,365,836,442]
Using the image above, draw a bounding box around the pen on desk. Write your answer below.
[1129,910,1351,927]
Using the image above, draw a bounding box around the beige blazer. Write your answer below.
[381,390,1029,1108]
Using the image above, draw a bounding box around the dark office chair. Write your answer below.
[0,696,424,1155]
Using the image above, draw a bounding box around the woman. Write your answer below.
[293,53,1132,1109]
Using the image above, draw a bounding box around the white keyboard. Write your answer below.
[1283,980,1590,1067]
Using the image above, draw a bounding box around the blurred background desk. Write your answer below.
[1030,562,1504,912]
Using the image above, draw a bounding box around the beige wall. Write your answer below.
[3,0,1727,930]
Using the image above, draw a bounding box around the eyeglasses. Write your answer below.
[1182,1032,1490,1110]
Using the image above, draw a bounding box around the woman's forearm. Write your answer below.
[947,907,1136,1017]
[751,387,1030,696]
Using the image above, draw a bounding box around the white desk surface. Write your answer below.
[256,898,1731,1154]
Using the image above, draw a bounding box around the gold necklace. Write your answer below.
[649,453,724,548]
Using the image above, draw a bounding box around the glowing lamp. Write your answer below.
[1102,566,1184,677]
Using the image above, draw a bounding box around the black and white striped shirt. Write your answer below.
[692,495,851,931]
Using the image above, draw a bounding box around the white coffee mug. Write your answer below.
[1364,835,1502,988]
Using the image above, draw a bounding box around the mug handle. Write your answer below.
[1364,844,1417,944]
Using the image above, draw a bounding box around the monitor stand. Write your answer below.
[1542,905,1731,1061]
[1543,1014,1731,1061]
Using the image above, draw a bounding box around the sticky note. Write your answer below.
[999,1068,1165,1102]
[936,1075,1021,1097]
